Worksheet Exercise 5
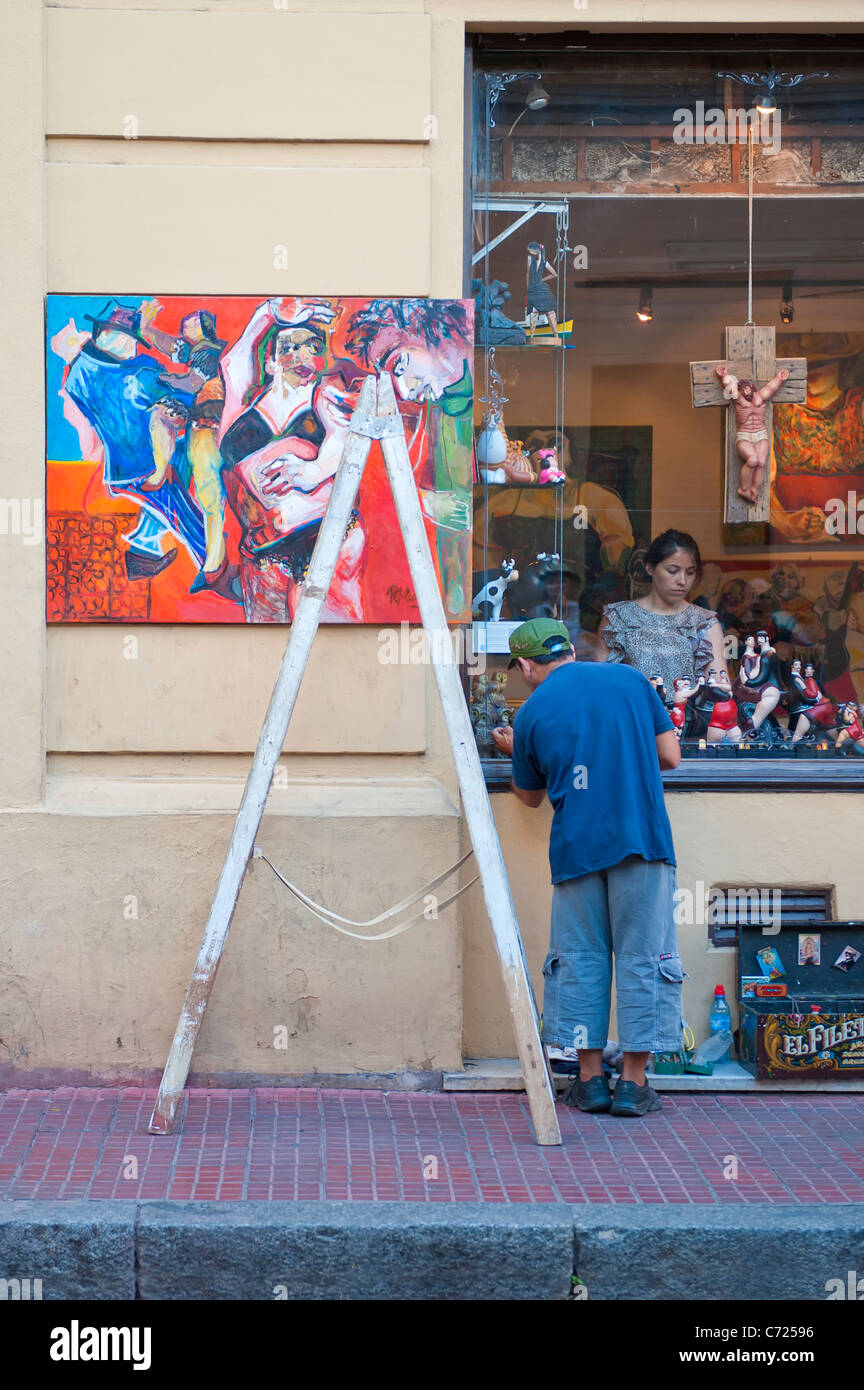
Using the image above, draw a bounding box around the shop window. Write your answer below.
[468,36,864,787]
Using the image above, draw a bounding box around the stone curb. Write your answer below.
[1,1200,861,1300]
[0,1200,574,1301]
[136,1201,575,1300]
[572,1206,864,1301]
[0,1201,136,1301]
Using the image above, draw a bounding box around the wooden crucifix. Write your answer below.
[690,325,807,523]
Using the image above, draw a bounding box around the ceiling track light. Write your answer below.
[636,287,654,322]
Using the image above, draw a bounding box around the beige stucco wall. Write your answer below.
[2,0,864,1082]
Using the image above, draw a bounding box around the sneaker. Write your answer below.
[610,1079,662,1117]
[562,1074,612,1113]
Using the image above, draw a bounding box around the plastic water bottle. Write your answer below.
[708,984,732,1063]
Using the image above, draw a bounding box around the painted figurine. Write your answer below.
[472,557,519,622]
[525,242,560,346]
[834,702,864,754]
[787,659,837,742]
[701,669,743,744]
[649,673,669,705]
[491,669,511,717]
[470,700,495,754]
[502,437,537,484]
[714,363,791,504]
[475,413,508,484]
[471,277,527,347]
[530,446,565,484]
[669,676,695,738]
[470,675,511,756]
[733,631,784,736]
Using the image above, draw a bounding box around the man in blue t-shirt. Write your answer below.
[491,618,684,1118]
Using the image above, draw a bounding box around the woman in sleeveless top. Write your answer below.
[598,529,728,697]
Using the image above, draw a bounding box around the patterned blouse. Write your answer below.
[602,600,721,691]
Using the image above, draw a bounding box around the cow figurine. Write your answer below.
[472,558,519,622]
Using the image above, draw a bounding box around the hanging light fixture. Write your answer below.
[755,90,777,115]
[636,288,654,323]
[488,72,551,138]
[780,282,794,324]
[525,79,550,111]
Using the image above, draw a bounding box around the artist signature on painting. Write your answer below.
[386,584,416,606]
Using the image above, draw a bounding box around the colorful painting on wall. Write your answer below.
[46,295,474,623]
[771,332,864,547]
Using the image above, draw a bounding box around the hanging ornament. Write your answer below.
[475,414,508,467]
[476,346,510,482]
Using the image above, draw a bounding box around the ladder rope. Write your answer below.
[253,847,479,939]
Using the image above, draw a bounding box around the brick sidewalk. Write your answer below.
[1,1086,862,1204]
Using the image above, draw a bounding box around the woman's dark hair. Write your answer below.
[643,528,702,577]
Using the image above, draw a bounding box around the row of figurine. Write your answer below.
[655,634,864,750]
[468,638,864,755]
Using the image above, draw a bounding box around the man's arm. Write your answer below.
[656,729,681,770]
[512,782,545,808]
[490,725,546,807]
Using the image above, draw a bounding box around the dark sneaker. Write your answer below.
[610,1079,662,1117]
[562,1074,612,1113]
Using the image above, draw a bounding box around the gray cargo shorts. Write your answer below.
[541,854,686,1053]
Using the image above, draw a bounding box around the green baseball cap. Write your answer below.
[508,618,572,668]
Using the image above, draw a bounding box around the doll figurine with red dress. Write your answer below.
[788,659,837,743]
[669,676,696,738]
[835,702,864,755]
[700,668,743,744]
[733,631,784,737]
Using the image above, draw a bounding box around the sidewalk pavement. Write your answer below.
[1,1086,863,1299]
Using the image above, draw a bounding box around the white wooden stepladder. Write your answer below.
[148,372,561,1146]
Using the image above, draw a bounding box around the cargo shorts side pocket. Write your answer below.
[540,951,560,1044]
[655,952,688,1051]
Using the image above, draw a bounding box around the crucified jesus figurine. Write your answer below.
[714,363,790,504]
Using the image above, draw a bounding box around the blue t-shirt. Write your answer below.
[511,661,676,884]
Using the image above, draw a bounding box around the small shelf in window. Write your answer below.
[481,755,864,792]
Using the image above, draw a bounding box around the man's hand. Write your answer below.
[491,725,514,757]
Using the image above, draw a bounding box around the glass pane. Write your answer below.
[470,44,864,771]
